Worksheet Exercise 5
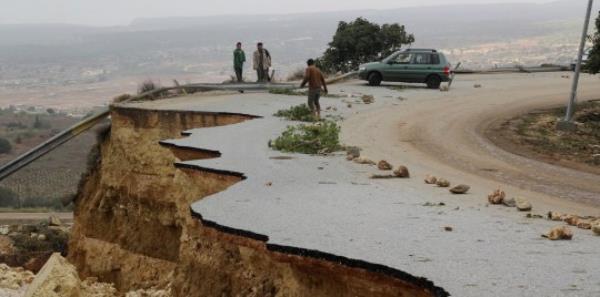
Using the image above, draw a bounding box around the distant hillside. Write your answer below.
[0,0,597,85]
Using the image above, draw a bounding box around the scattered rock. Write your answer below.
[0,235,15,255]
[347,103,352,108]
[526,213,544,219]
[548,211,563,221]
[502,197,516,207]
[449,184,470,194]
[515,198,532,211]
[393,166,410,178]
[0,225,9,236]
[424,175,437,184]
[576,220,592,230]
[353,157,376,165]
[0,264,34,290]
[474,84,482,88]
[24,253,81,297]
[487,189,505,205]
[592,222,600,235]
[377,160,393,171]
[563,215,580,226]
[436,178,450,187]
[443,226,453,232]
[543,226,573,240]
[346,146,360,160]
[48,216,61,227]
[265,182,272,187]
[361,95,375,104]
[440,85,449,92]
[37,234,46,241]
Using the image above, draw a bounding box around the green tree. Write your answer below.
[318,18,414,73]
[0,137,12,154]
[586,11,600,74]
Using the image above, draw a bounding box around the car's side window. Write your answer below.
[393,53,412,64]
[413,53,434,64]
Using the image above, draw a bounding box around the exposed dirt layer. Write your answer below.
[488,100,600,175]
[69,105,447,297]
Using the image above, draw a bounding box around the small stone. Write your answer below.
[449,184,470,194]
[502,197,516,207]
[0,225,9,236]
[487,189,505,205]
[436,178,450,187]
[346,147,360,159]
[346,155,355,161]
[265,182,273,187]
[393,166,410,178]
[592,222,600,235]
[370,174,396,179]
[543,226,573,240]
[515,198,532,211]
[526,213,544,219]
[548,211,563,221]
[354,157,376,165]
[377,160,393,171]
[474,84,482,88]
[37,234,47,241]
[563,215,579,226]
[440,85,449,92]
[443,226,453,232]
[48,215,62,227]
[576,220,592,230]
[424,175,437,184]
[361,95,375,104]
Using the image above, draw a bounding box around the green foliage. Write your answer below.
[138,80,158,94]
[318,17,414,73]
[0,187,18,207]
[586,11,600,74]
[0,137,12,154]
[271,121,342,154]
[11,226,69,254]
[274,104,316,122]
[32,115,49,129]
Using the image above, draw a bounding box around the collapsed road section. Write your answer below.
[69,101,448,296]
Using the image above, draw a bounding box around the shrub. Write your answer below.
[138,80,158,94]
[274,104,315,122]
[270,121,342,154]
[0,137,12,154]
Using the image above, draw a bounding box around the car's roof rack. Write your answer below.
[403,48,437,53]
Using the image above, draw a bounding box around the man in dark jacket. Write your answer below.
[233,42,246,82]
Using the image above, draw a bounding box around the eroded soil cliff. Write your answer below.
[68,105,447,297]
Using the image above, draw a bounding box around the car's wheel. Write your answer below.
[368,72,382,86]
[426,75,441,89]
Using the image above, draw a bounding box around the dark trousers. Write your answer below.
[234,67,243,82]
[308,89,321,112]
[257,68,270,82]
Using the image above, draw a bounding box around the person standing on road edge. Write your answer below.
[300,59,328,120]
[233,42,246,82]
[253,42,272,82]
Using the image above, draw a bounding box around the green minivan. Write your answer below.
[358,49,452,89]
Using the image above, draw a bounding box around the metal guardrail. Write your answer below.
[0,82,300,182]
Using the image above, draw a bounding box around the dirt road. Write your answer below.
[340,72,600,215]
[0,212,73,225]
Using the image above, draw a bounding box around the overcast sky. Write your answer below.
[0,0,560,26]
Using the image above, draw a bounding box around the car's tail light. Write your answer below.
[443,66,450,75]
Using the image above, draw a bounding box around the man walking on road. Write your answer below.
[300,59,328,120]
[253,42,272,82]
[233,42,246,82]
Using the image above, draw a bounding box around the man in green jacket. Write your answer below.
[233,42,246,82]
